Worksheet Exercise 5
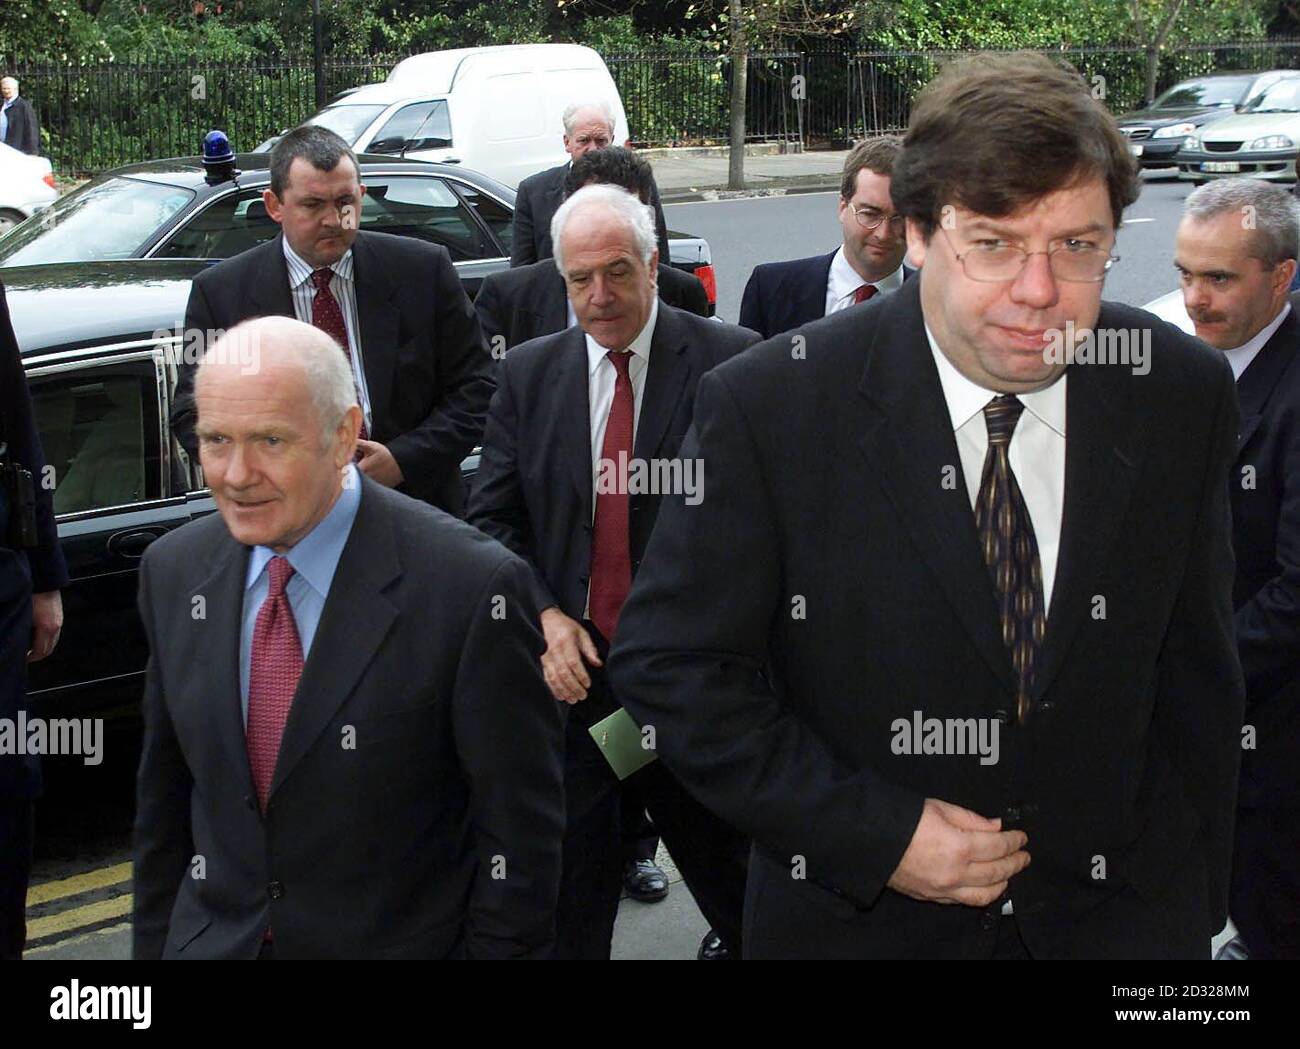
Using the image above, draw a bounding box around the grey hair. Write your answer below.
[0,78,16,89]
[562,100,616,137]
[551,183,657,275]
[198,316,357,443]
[1184,178,1300,267]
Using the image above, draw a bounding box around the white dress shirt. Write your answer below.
[825,246,905,316]
[1225,303,1290,381]
[925,325,1067,613]
[282,237,374,433]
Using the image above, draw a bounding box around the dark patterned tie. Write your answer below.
[589,350,634,642]
[976,396,1046,724]
[246,556,303,812]
[310,268,368,441]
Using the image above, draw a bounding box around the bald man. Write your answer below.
[133,317,564,959]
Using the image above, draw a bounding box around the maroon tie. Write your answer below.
[853,284,877,304]
[589,350,634,642]
[310,268,368,441]
[246,557,303,813]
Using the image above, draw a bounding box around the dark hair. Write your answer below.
[269,125,360,198]
[564,147,655,204]
[840,135,902,200]
[892,52,1139,238]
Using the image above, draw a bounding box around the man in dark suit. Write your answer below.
[134,316,564,959]
[610,53,1244,960]
[0,78,40,156]
[1175,179,1300,960]
[0,280,67,959]
[511,101,671,268]
[468,184,757,959]
[479,147,707,354]
[739,136,910,339]
[171,125,493,516]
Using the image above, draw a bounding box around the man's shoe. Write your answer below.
[697,930,733,960]
[1214,936,1249,960]
[623,859,669,902]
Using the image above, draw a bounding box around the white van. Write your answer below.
[303,44,630,189]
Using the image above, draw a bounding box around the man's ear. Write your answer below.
[1277,257,1297,295]
[263,188,284,224]
[905,217,930,270]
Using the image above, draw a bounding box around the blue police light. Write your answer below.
[201,130,238,185]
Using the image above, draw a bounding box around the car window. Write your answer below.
[1154,78,1252,110]
[306,104,388,145]
[0,177,194,267]
[361,176,489,260]
[452,181,512,258]
[152,189,277,259]
[367,101,453,154]
[1241,78,1300,114]
[28,358,163,516]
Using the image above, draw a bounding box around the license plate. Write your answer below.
[1129,142,1143,156]
[1202,160,1240,173]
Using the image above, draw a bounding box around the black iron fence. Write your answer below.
[6,38,1300,176]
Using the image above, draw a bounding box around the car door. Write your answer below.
[23,340,201,719]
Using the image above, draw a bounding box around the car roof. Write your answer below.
[4,260,205,358]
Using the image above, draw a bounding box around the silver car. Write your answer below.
[1177,73,1300,183]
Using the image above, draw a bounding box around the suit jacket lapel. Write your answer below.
[633,307,691,462]
[791,251,836,327]
[248,233,295,319]
[855,280,1016,689]
[349,233,399,434]
[540,263,569,336]
[1234,308,1298,456]
[559,328,594,521]
[188,534,257,798]
[269,479,401,801]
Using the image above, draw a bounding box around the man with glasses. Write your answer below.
[739,136,910,339]
[610,52,1243,959]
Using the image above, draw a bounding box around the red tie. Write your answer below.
[853,284,877,304]
[246,557,303,813]
[310,268,368,441]
[589,350,634,642]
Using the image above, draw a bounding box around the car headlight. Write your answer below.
[1248,135,1295,151]
[1153,122,1196,139]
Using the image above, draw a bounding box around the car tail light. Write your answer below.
[694,264,717,305]
[42,173,56,189]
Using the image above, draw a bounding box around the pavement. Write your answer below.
[646,145,848,202]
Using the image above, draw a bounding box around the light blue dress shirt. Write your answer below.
[0,100,11,144]
[238,465,362,725]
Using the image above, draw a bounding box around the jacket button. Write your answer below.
[980,911,998,931]
[268,881,285,900]
[1039,700,1055,712]
[1004,806,1021,823]
[993,709,1010,725]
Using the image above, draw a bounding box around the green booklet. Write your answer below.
[588,707,660,780]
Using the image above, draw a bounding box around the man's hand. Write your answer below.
[539,607,601,704]
[356,439,404,487]
[887,797,1030,906]
[28,590,63,663]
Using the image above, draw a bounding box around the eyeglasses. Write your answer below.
[851,206,906,234]
[939,227,1119,283]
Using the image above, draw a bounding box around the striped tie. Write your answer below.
[976,396,1046,724]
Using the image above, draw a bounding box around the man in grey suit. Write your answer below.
[133,316,564,959]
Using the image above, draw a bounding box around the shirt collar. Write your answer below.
[1224,302,1290,381]
[282,235,355,291]
[245,464,363,598]
[925,322,1067,438]
[828,245,904,303]
[586,296,659,376]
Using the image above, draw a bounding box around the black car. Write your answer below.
[1116,70,1293,170]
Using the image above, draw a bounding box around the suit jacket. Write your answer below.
[475,258,709,354]
[171,231,494,515]
[510,162,672,268]
[0,281,69,799]
[1,97,39,156]
[608,277,1244,960]
[739,251,913,339]
[466,305,759,641]
[1231,300,1300,808]
[132,478,565,960]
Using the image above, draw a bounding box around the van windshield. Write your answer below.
[307,104,387,145]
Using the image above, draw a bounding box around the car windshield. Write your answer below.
[1153,77,1251,109]
[306,104,387,144]
[1240,79,1300,113]
[0,176,194,266]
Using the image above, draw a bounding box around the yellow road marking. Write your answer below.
[27,894,132,940]
[26,862,131,906]
[25,921,131,956]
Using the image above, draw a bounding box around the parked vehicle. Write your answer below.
[1116,70,1293,171]
[1176,72,1300,184]
[264,44,629,190]
[0,140,57,234]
